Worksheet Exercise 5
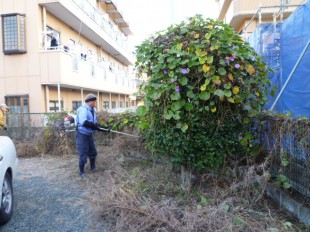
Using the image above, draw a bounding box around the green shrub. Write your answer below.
[97,110,140,132]
[136,16,271,172]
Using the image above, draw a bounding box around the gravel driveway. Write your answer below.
[0,156,105,232]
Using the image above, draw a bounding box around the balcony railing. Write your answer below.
[72,0,129,52]
[40,46,137,93]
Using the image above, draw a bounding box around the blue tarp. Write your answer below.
[248,23,282,111]
[280,1,310,117]
[248,1,310,117]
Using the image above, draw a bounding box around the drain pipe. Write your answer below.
[270,40,310,111]
[43,6,47,50]
[57,83,61,112]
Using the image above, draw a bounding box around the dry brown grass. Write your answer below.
[7,112,309,231]
[15,142,41,157]
[10,129,306,231]
[12,127,76,157]
[84,136,305,232]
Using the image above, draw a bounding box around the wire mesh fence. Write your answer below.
[3,113,310,199]
[4,113,113,155]
[258,115,310,198]
[5,113,48,141]
[5,113,109,137]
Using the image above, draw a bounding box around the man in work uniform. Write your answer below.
[75,93,110,178]
[0,104,9,131]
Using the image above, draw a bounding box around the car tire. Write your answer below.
[0,173,13,225]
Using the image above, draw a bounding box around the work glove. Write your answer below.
[3,127,7,131]
[98,125,112,132]
[84,121,101,130]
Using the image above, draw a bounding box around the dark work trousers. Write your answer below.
[75,130,97,174]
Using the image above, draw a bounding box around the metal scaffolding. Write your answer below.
[242,0,303,39]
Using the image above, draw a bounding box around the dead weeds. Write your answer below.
[84,136,306,232]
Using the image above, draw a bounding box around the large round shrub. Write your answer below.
[136,16,270,175]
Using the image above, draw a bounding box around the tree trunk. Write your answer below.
[181,165,192,190]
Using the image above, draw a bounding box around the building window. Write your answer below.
[131,100,135,107]
[72,101,82,111]
[2,14,26,55]
[46,26,60,49]
[5,95,29,113]
[49,100,63,112]
[73,56,79,71]
[103,101,109,109]
[119,101,123,108]
[91,64,95,76]
[112,101,116,109]
[108,21,113,29]
[126,101,129,108]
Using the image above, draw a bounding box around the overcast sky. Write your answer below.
[116,0,219,46]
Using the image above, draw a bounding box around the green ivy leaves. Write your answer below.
[179,77,188,86]
[207,56,214,64]
[214,89,224,97]
[135,15,271,171]
[224,90,232,97]
[164,110,173,120]
[218,68,226,75]
[171,92,181,101]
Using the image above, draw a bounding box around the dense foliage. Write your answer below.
[136,16,271,170]
[97,111,140,132]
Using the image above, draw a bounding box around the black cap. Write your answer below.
[85,93,97,102]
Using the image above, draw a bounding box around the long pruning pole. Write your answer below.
[110,130,141,138]
[98,127,141,138]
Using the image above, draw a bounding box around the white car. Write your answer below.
[0,136,18,225]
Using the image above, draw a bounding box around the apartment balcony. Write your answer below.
[38,0,134,65]
[219,0,301,32]
[39,48,137,95]
[100,0,132,35]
